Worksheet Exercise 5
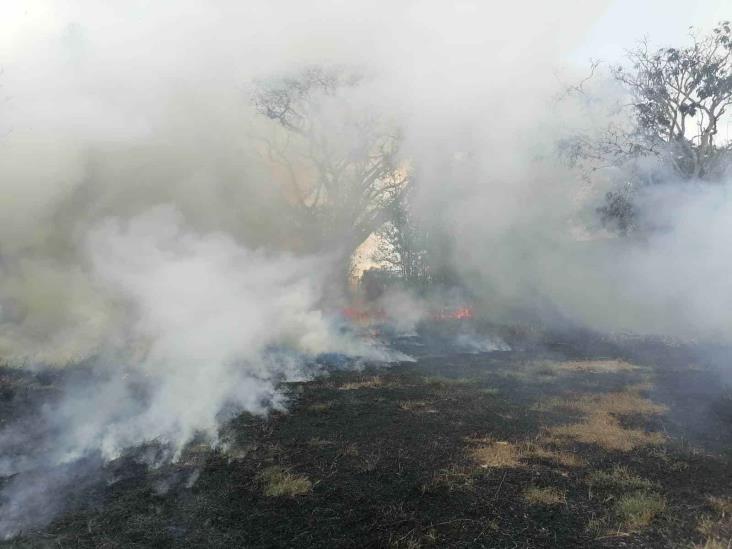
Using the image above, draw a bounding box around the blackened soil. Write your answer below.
[1,335,731,548]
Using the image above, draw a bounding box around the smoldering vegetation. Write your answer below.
[0,1,731,545]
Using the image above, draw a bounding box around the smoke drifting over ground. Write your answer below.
[0,0,730,539]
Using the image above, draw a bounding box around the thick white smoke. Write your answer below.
[0,205,401,538]
[83,205,335,457]
[3,204,398,466]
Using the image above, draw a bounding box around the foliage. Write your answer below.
[611,21,732,180]
[563,22,732,235]
[596,183,636,235]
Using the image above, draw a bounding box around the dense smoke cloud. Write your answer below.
[0,205,402,538]
[412,92,732,340]
[0,1,610,365]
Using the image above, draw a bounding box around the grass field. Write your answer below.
[1,334,731,547]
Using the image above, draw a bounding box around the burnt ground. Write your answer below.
[1,329,732,548]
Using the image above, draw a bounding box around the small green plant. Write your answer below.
[588,466,658,493]
[615,492,666,529]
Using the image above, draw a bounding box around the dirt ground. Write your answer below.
[1,329,731,548]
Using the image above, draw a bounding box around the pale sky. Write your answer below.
[1,1,728,70]
[569,0,729,64]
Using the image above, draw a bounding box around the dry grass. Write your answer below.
[339,376,385,390]
[496,361,560,381]
[422,465,475,494]
[710,497,732,517]
[398,400,437,413]
[307,401,334,413]
[692,539,732,549]
[338,442,360,457]
[523,485,566,505]
[695,497,732,548]
[539,391,666,416]
[256,466,312,497]
[306,437,333,448]
[423,376,474,387]
[470,440,522,468]
[495,358,640,382]
[615,492,666,529]
[698,516,723,538]
[540,389,667,452]
[586,516,609,538]
[522,442,586,468]
[557,359,639,373]
[548,413,665,451]
[468,439,584,469]
[647,445,691,472]
[358,451,382,473]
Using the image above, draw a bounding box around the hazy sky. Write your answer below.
[569,0,729,64]
[2,1,728,66]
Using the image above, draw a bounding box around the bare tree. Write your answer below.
[252,66,408,276]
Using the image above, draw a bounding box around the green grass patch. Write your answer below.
[588,465,658,493]
[615,492,666,529]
